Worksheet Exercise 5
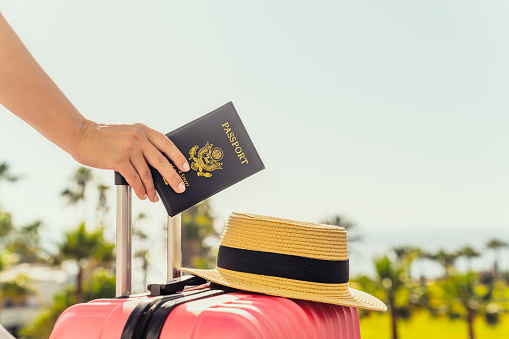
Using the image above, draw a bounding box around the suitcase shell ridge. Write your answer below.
[51,292,361,339]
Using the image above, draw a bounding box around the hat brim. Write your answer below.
[182,267,386,312]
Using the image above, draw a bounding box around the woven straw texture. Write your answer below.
[182,212,386,312]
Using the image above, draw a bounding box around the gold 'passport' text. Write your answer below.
[222,122,248,164]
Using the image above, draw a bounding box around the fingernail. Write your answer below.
[178,183,186,193]
[154,194,159,202]
[142,194,147,200]
[183,162,190,172]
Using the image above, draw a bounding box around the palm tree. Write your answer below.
[430,249,459,279]
[353,256,407,339]
[377,256,407,339]
[412,247,431,284]
[392,246,420,280]
[0,162,20,184]
[0,209,13,243]
[0,161,19,241]
[486,239,508,278]
[0,274,34,323]
[458,246,481,272]
[6,220,47,264]
[440,272,499,339]
[320,214,362,242]
[57,223,114,302]
[95,184,110,227]
[61,167,93,206]
[0,274,33,305]
[61,167,94,230]
[133,212,148,241]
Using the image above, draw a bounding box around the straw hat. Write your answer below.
[182,212,386,312]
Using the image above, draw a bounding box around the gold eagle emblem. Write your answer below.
[188,142,223,178]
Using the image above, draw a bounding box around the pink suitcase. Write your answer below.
[50,175,362,339]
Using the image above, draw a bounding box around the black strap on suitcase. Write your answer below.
[115,173,233,339]
[121,286,226,339]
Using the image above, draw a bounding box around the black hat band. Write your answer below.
[217,245,349,284]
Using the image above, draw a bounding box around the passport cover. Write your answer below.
[151,102,265,216]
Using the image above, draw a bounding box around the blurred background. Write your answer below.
[0,1,508,338]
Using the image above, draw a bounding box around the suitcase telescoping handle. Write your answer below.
[114,172,182,297]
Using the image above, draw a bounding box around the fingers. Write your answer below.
[145,126,190,173]
[131,155,158,202]
[143,142,187,195]
[118,123,189,200]
[119,164,147,201]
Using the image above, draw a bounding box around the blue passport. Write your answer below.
[151,102,265,216]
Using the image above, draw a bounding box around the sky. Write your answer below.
[0,1,508,283]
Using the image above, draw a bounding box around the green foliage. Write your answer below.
[486,239,509,250]
[353,274,378,296]
[61,167,93,205]
[95,184,110,226]
[458,246,481,259]
[19,285,76,339]
[458,246,481,272]
[0,194,48,267]
[0,162,20,183]
[0,209,13,240]
[182,200,216,240]
[0,210,12,270]
[192,257,211,269]
[354,251,509,339]
[353,255,413,338]
[19,268,116,338]
[429,249,460,278]
[0,273,34,305]
[57,223,114,264]
[1,165,117,337]
[357,264,508,339]
[440,273,478,312]
[6,221,48,264]
[407,284,432,311]
[82,268,116,301]
[56,222,114,302]
[375,256,406,290]
[486,238,509,277]
[0,205,42,313]
[181,200,220,269]
[438,271,501,331]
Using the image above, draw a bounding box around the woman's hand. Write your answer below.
[74,120,190,202]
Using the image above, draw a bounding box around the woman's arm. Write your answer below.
[0,12,189,202]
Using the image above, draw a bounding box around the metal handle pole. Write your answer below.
[116,185,132,297]
[167,214,182,281]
